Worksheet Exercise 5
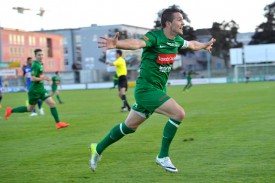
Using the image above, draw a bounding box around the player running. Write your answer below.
[5,49,69,129]
[22,57,44,116]
[90,7,215,172]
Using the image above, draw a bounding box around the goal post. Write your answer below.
[234,63,275,83]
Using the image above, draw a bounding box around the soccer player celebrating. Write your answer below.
[5,49,69,129]
[90,7,215,172]
[50,71,63,104]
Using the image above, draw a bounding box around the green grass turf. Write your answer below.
[0,82,274,183]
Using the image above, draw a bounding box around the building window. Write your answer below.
[76,45,81,62]
[63,37,67,45]
[65,59,69,65]
[9,34,13,44]
[40,37,43,46]
[28,36,36,46]
[13,35,17,44]
[47,38,53,57]
[17,35,21,45]
[10,48,13,55]
[216,63,222,70]
[21,35,24,45]
[39,37,46,46]
[75,35,81,43]
[92,34,97,42]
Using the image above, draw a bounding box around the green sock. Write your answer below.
[183,85,188,91]
[56,95,62,103]
[96,122,135,155]
[50,107,60,123]
[12,106,28,113]
[158,118,181,158]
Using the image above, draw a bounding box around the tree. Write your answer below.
[249,1,275,44]
[210,20,242,69]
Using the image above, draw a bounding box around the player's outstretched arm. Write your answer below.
[188,38,216,53]
[98,32,146,51]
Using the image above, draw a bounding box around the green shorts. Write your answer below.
[132,84,170,118]
[28,88,50,105]
[51,85,58,92]
[187,76,192,83]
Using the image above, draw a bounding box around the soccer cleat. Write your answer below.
[30,112,38,117]
[89,143,102,172]
[56,122,70,129]
[39,108,45,115]
[5,107,12,120]
[156,156,178,173]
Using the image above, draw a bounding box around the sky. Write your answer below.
[0,0,274,33]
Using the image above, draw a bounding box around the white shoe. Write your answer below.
[39,108,44,115]
[156,156,178,173]
[30,112,38,117]
[89,143,102,172]
[120,107,129,112]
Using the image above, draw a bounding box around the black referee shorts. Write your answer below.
[118,75,128,91]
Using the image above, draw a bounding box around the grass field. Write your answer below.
[0,82,274,183]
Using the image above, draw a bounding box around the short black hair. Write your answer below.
[116,49,122,56]
[161,8,183,28]
[34,49,42,56]
[55,71,59,75]
[27,57,32,61]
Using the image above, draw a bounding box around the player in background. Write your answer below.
[89,7,215,173]
[183,65,197,92]
[50,71,63,104]
[106,50,131,112]
[110,73,118,89]
[5,49,69,129]
[22,57,44,116]
[0,76,2,109]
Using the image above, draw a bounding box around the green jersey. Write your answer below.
[51,75,61,92]
[187,70,196,79]
[30,60,45,92]
[138,29,188,90]
[52,76,61,87]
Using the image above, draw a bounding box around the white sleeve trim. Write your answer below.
[181,40,189,49]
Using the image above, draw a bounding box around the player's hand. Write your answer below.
[205,38,216,53]
[43,76,51,81]
[98,32,119,51]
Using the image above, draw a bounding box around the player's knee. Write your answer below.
[48,100,56,108]
[176,109,185,121]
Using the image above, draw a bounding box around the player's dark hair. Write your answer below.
[116,49,122,56]
[27,57,32,61]
[55,71,59,75]
[161,8,183,28]
[34,49,42,56]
